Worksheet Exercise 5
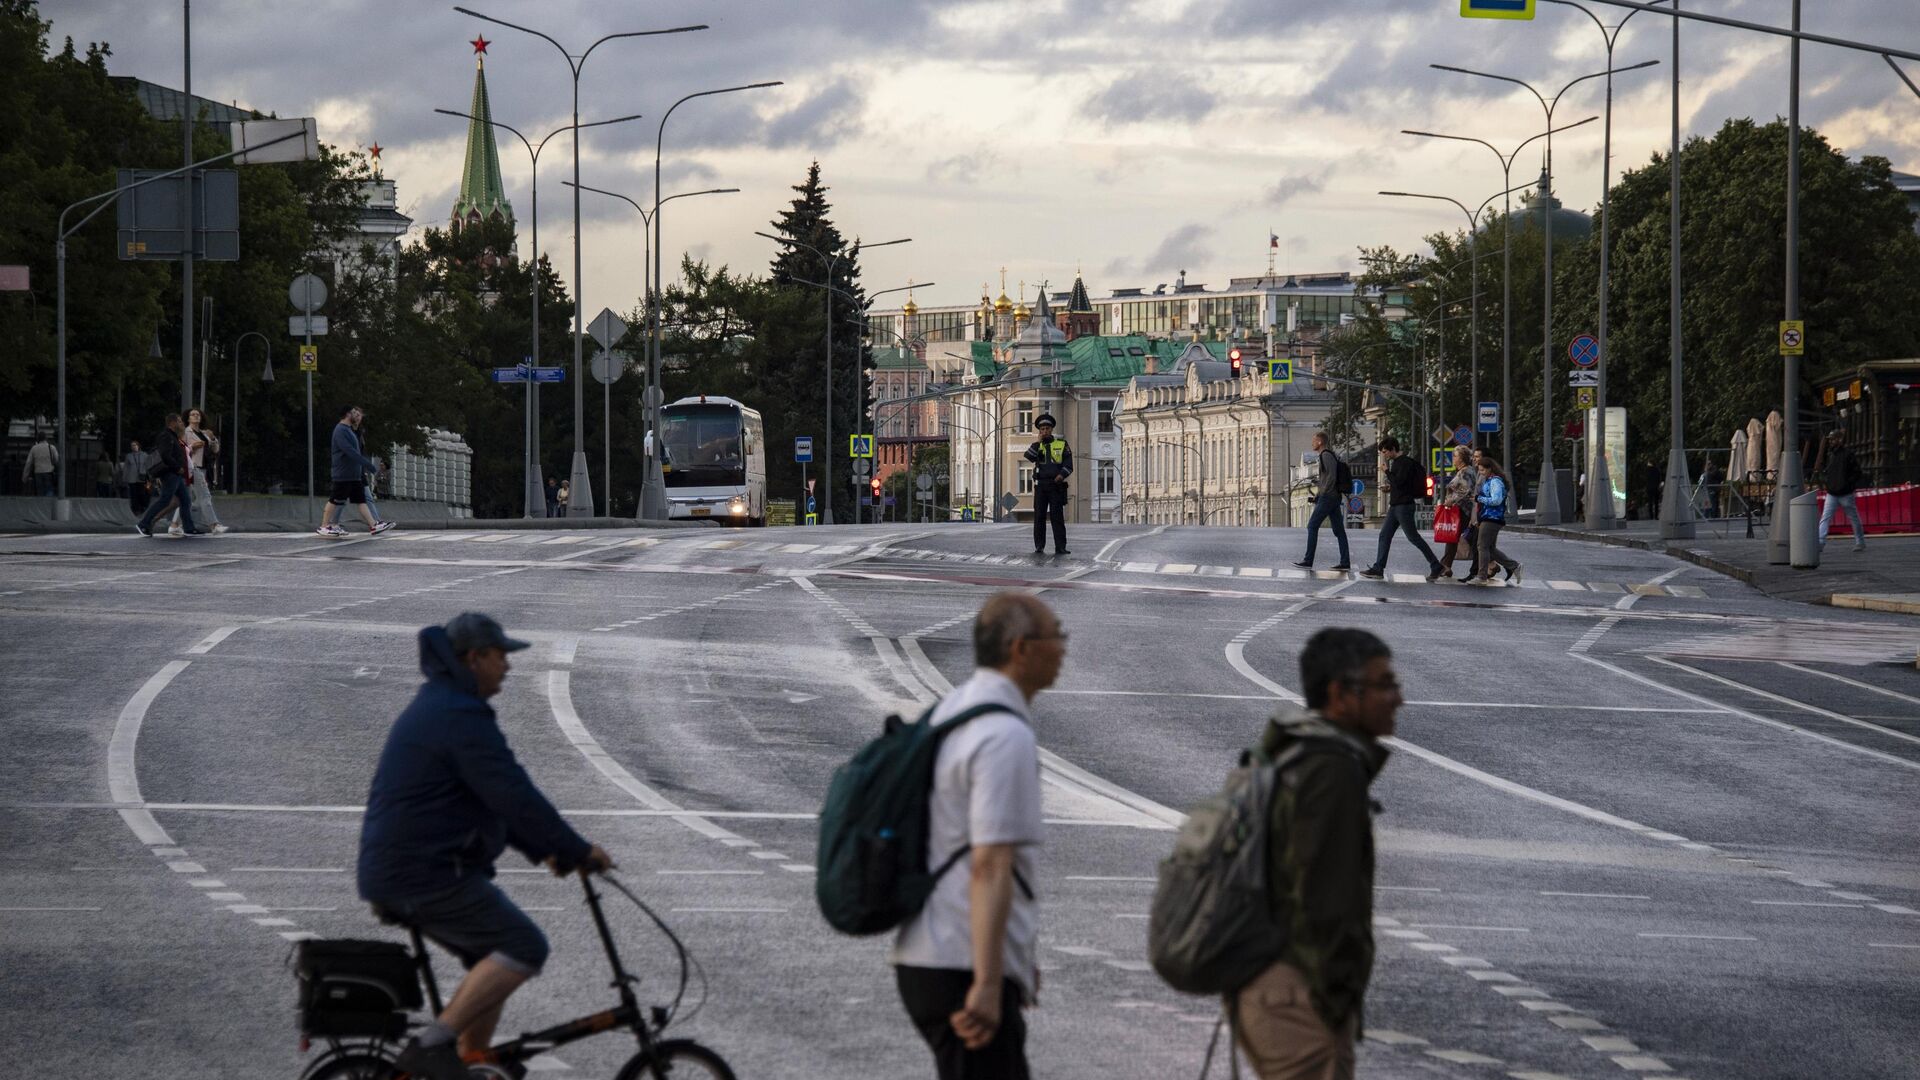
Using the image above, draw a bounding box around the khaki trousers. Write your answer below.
[1231,961,1356,1080]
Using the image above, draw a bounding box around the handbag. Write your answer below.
[1433,503,1462,544]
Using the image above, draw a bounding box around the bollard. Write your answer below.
[1789,491,1821,568]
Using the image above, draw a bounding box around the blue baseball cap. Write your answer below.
[444,612,530,654]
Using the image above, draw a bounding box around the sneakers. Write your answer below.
[1358,567,1385,579]
[134,522,152,537]
[1291,559,1313,569]
[167,524,184,537]
[371,520,397,535]
[1426,566,1448,583]
[1328,563,1352,572]
[1504,564,1523,584]
[392,1037,468,1080]
[1853,543,1867,552]
[315,524,347,538]
[209,523,230,535]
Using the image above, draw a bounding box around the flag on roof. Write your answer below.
[1269,231,1279,249]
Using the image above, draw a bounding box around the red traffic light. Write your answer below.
[1425,474,1436,499]
[1228,346,1243,374]
[870,477,882,497]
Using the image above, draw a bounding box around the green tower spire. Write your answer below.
[451,39,513,234]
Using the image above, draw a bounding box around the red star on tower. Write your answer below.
[369,142,383,160]
[470,35,489,55]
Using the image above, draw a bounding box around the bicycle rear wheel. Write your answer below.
[614,1038,736,1080]
[299,1051,398,1080]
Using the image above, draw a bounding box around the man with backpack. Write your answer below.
[1149,628,1395,1080]
[1293,432,1351,572]
[1359,437,1446,582]
[1813,430,1867,551]
[888,592,1059,1080]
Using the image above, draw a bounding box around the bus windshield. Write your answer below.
[661,405,744,488]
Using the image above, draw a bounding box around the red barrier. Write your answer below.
[1815,483,1919,535]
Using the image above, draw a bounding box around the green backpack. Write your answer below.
[816,702,1015,936]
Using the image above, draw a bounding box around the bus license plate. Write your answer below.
[692,507,710,516]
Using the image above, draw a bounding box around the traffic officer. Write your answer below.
[1024,412,1073,555]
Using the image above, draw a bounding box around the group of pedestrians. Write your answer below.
[542,475,572,518]
[358,594,1393,1080]
[130,409,230,536]
[1294,433,1521,585]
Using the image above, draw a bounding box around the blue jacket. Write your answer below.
[331,422,376,482]
[357,627,591,903]
[1476,475,1508,522]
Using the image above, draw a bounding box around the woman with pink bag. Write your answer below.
[1434,445,1478,581]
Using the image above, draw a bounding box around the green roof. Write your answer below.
[968,335,1185,386]
[452,58,513,227]
[870,347,925,371]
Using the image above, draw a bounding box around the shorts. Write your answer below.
[328,481,366,505]
[375,876,549,975]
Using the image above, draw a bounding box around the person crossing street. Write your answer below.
[1359,437,1445,582]
[1023,413,1072,556]
[317,404,396,538]
[1293,432,1351,572]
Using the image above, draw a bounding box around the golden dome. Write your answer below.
[994,292,1012,313]
[902,298,919,317]
[1014,301,1030,319]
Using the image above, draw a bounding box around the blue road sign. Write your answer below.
[1569,334,1600,367]
[491,367,525,383]
[531,366,565,383]
[1346,496,1366,515]
[1268,359,1294,384]
[1454,425,1473,446]
[961,507,977,522]
[806,496,816,514]
[795,436,813,463]
[1477,401,1500,433]
[848,433,874,458]
[1461,0,1534,18]
[1352,479,1364,496]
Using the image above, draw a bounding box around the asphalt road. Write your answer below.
[2,521,1916,1079]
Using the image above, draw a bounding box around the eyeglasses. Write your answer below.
[1023,630,1069,643]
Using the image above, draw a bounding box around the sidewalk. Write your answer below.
[1510,517,1920,613]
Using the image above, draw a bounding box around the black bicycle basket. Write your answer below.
[293,938,423,1039]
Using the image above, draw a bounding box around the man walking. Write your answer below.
[1813,431,1867,551]
[358,613,612,1080]
[1359,438,1445,582]
[1293,432,1350,571]
[893,592,1061,1080]
[1232,627,1396,1080]
[21,430,57,497]
[1023,413,1072,555]
[134,414,198,537]
[317,405,395,537]
[121,440,152,516]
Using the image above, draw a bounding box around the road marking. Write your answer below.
[1441,956,1494,968]
[1651,658,1920,749]
[1611,1055,1673,1072]
[1548,580,1585,591]
[109,660,190,846]
[546,669,749,845]
[1426,1049,1503,1065]
[1829,891,1879,901]
[0,906,102,912]
[1751,900,1861,908]
[670,906,787,914]
[1637,657,1920,770]
[1868,942,1920,949]
[1410,924,1530,933]
[1410,943,1458,952]
[1873,904,1920,915]
[1541,891,1651,900]
[1550,1015,1608,1030]
[1583,1036,1640,1052]
[656,869,764,876]
[1466,970,1522,982]
[1065,876,1156,882]
[1377,886,1442,893]
[1779,661,1920,709]
[186,626,239,654]
[1616,566,1686,611]
[1569,615,1622,655]
[1636,933,1757,941]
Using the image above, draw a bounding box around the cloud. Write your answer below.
[1130,223,1216,276]
[1264,170,1327,207]
[1081,74,1218,126]
[764,77,865,149]
[927,149,1001,185]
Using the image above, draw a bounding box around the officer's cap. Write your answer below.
[1035,412,1056,428]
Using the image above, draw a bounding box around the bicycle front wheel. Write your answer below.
[614,1038,736,1080]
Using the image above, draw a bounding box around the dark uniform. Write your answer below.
[1024,413,1073,555]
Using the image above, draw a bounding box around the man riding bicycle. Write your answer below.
[357,613,612,1080]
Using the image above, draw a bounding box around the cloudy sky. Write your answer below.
[41,0,1920,314]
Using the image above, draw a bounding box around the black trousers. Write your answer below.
[896,966,1030,1080]
[1032,484,1067,552]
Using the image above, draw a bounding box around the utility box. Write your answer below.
[1789,491,1821,568]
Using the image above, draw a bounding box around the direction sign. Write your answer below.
[288,315,328,337]
[1267,359,1293,384]
[1460,0,1534,18]
[298,344,318,372]
[1477,401,1500,433]
[806,496,817,514]
[849,434,874,458]
[289,273,327,314]
[1453,425,1474,447]
[1569,333,1600,367]
[1779,320,1805,356]
[1351,479,1364,496]
[1576,386,1597,409]
[794,436,813,463]
[492,367,526,383]
[588,308,628,351]
[1568,369,1599,387]
[531,366,565,383]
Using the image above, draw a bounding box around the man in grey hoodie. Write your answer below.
[1292,432,1351,571]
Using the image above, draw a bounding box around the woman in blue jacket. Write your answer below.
[1470,453,1523,585]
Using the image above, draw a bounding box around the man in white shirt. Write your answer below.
[892,592,1064,1080]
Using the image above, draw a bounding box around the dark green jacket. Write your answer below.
[1260,706,1389,1032]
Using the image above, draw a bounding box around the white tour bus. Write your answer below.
[659,395,767,525]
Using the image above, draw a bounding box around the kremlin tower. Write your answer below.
[450,35,515,239]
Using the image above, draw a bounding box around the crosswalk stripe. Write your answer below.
[1162,564,1197,574]
[1586,582,1626,594]
[1238,567,1274,578]
[780,543,820,553]
[465,533,511,542]
[1549,580,1585,591]
[1668,585,1706,598]
[1121,561,1158,573]
[539,536,587,545]
[1629,584,1669,597]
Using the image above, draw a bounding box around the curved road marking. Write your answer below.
[1634,656,1920,768]
[109,660,191,846]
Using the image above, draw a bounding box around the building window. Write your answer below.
[1017,463,1035,494]
[1097,462,1117,496]
[1014,399,1035,434]
[1096,399,1116,434]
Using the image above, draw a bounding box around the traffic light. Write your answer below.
[1425,474,1436,500]
[1228,346,1243,376]
[870,476,882,501]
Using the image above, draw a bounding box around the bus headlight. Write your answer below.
[729,498,747,515]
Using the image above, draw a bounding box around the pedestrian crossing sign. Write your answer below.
[849,434,874,458]
[1431,446,1455,472]
[1461,0,1534,18]
[1267,359,1293,384]
[298,344,317,372]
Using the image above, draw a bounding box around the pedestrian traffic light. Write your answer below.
[870,476,882,501]
[1228,346,1243,375]
[1425,474,1436,500]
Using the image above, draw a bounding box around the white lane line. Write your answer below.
[1751,900,1862,908]
[186,626,239,654]
[109,660,190,846]
[546,670,748,844]
[1065,876,1156,882]
[1869,942,1920,949]
[1616,566,1686,611]
[1610,1055,1673,1072]
[1650,657,1920,749]
[1377,886,1443,893]
[1541,891,1651,900]
[1569,615,1622,655]
[1779,661,1920,709]
[656,870,765,876]
[1873,904,1920,915]
[1409,924,1531,933]
[1093,523,1170,566]
[1636,933,1757,941]
[670,907,787,914]
[0,906,103,912]
[1636,657,1920,771]
[1425,1049,1502,1065]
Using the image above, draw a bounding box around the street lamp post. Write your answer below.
[754,231,910,525]
[455,6,707,518]
[1773,0,1805,562]
[792,279,929,523]
[1432,60,1656,524]
[1403,115,1598,490]
[233,331,270,493]
[565,180,739,517]
[641,82,783,521]
[434,108,645,519]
